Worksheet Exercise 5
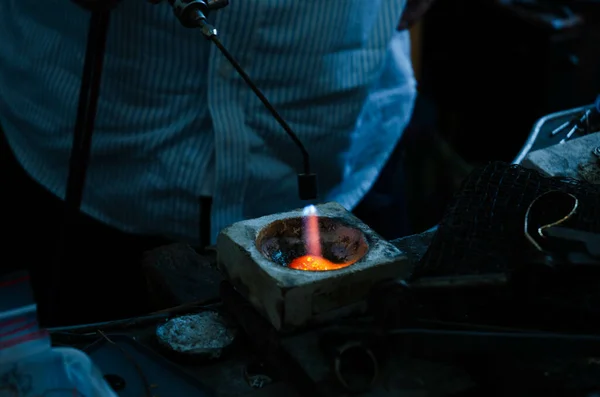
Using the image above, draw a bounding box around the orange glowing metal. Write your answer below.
[289,255,356,271]
[288,205,354,271]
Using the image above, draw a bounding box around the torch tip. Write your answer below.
[302,204,317,216]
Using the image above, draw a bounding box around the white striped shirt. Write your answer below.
[0,0,416,244]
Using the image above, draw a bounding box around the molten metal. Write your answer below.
[290,205,354,271]
[289,255,356,271]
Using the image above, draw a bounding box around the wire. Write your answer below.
[48,301,220,334]
[208,34,312,175]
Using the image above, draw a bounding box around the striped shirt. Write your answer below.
[0,0,416,244]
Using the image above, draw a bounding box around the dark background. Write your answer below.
[363,0,600,237]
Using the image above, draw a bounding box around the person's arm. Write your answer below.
[397,0,437,30]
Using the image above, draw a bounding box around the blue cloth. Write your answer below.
[0,0,417,243]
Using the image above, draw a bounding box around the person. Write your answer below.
[0,0,419,325]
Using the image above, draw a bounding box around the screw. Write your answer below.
[594,146,600,158]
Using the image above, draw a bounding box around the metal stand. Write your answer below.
[51,4,113,320]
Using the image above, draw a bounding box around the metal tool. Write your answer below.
[555,109,592,143]
[164,0,318,200]
[550,95,600,143]
[550,120,571,136]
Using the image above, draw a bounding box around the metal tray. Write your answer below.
[85,334,215,397]
[514,104,595,164]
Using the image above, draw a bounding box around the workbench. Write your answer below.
[56,221,599,397]
[52,232,443,397]
[50,105,600,396]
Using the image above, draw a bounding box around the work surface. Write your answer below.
[53,232,437,397]
[53,224,600,396]
[130,132,598,396]
[146,231,437,397]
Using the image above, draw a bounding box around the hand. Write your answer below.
[398,0,437,30]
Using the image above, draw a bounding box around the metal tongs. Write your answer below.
[524,191,600,266]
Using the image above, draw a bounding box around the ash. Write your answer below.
[157,312,235,355]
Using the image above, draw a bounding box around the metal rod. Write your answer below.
[202,25,311,175]
[550,120,570,136]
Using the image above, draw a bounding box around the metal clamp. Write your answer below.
[167,0,229,28]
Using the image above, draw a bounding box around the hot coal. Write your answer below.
[256,217,368,268]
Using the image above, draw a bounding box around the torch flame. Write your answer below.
[288,205,354,271]
[302,205,322,258]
